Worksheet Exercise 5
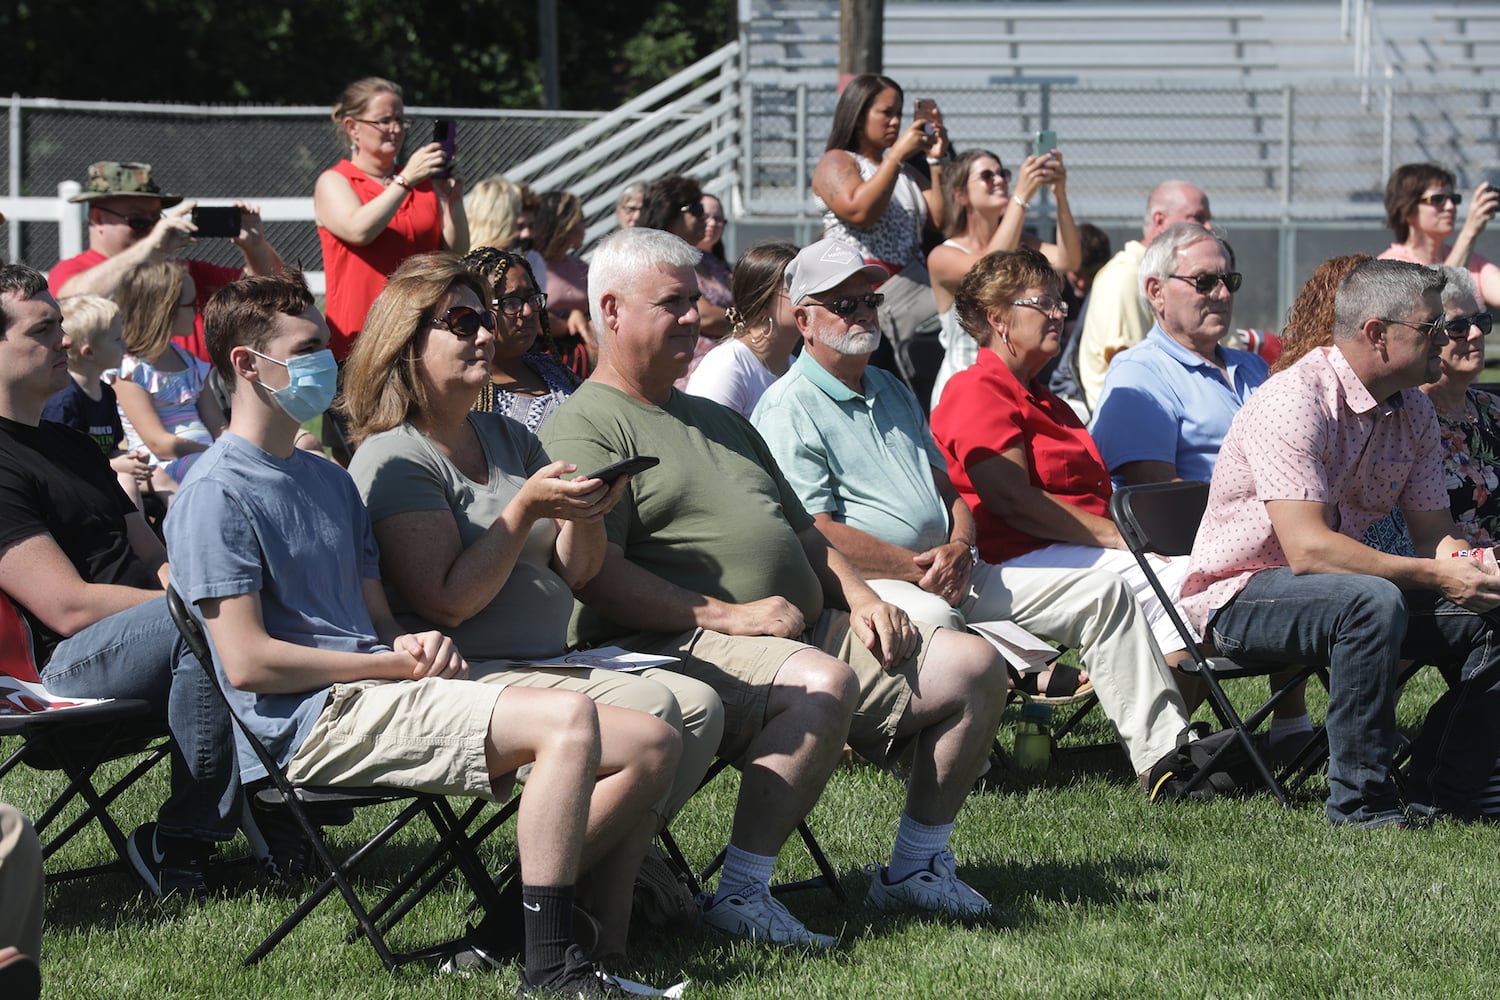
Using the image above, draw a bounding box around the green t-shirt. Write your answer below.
[349,414,574,660]
[541,383,823,647]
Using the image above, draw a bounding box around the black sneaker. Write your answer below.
[516,945,629,998]
[126,822,211,904]
[241,800,312,882]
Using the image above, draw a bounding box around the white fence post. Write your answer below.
[57,181,83,260]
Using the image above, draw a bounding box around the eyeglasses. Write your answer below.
[1445,310,1494,337]
[431,305,497,338]
[1418,192,1461,209]
[680,202,705,218]
[354,116,406,130]
[95,205,159,234]
[495,292,547,317]
[806,292,884,317]
[1379,315,1450,341]
[704,214,726,225]
[976,168,1012,185]
[1170,272,1243,294]
[1010,295,1069,318]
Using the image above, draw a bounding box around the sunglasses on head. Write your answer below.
[431,305,498,338]
[1444,310,1493,337]
[95,205,159,234]
[976,168,1012,185]
[494,292,547,317]
[1169,272,1243,294]
[1419,192,1461,209]
[806,292,884,317]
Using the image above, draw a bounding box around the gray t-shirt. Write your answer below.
[166,433,385,782]
[350,414,574,660]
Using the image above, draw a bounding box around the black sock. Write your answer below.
[521,883,575,983]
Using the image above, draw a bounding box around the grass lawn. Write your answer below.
[7,668,1496,999]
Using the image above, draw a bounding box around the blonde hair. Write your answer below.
[466,175,524,251]
[58,295,119,362]
[331,77,402,148]
[117,260,185,361]
[340,252,490,447]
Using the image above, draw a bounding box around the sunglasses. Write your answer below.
[1011,295,1069,318]
[680,202,705,217]
[95,205,159,234]
[1418,192,1461,209]
[431,305,498,338]
[1170,272,1243,294]
[1379,315,1449,341]
[495,292,547,317]
[976,168,1012,185]
[1444,310,1493,337]
[806,292,884,317]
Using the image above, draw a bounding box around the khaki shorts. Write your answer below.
[629,610,938,766]
[286,676,510,799]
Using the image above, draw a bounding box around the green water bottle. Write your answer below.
[1013,697,1053,773]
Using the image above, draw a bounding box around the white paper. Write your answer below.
[965,620,1058,674]
[605,974,687,998]
[0,674,113,715]
[530,646,681,672]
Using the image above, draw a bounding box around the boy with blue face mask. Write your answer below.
[166,272,652,994]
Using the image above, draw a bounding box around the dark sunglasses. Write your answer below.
[1419,192,1462,209]
[976,168,1012,185]
[1444,310,1493,337]
[680,202,705,217]
[431,305,498,338]
[1379,315,1449,341]
[806,292,884,317]
[494,292,548,317]
[95,205,159,234]
[1170,271,1242,294]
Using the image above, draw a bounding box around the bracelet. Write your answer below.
[926,156,943,166]
[1012,196,1028,209]
[391,174,411,192]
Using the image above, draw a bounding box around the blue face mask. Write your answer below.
[249,348,338,423]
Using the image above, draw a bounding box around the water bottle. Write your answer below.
[1013,697,1053,773]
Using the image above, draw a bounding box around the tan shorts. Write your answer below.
[629,610,937,766]
[285,676,510,799]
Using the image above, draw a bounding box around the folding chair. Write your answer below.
[166,587,510,971]
[661,757,846,902]
[1109,481,1330,806]
[0,591,171,884]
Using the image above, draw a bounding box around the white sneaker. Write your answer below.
[698,883,836,949]
[865,849,992,917]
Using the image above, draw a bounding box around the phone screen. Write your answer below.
[190,206,241,238]
[433,120,456,179]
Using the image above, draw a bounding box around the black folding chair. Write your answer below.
[1109,481,1330,807]
[166,587,510,971]
[0,591,172,885]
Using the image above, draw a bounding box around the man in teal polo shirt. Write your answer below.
[752,237,1194,787]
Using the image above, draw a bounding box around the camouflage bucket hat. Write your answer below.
[68,161,183,206]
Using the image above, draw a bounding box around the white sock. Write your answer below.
[714,844,777,901]
[887,814,953,882]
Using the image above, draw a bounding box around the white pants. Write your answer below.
[869,559,1190,775]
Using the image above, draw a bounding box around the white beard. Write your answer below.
[824,328,882,355]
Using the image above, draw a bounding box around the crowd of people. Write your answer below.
[3,69,1500,999]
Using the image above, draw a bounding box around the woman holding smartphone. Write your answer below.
[811,73,950,363]
[314,77,469,362]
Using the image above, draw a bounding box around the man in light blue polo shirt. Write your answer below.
[1091,222,1269,489]
[752,237,1196,791]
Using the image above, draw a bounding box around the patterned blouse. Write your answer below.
[1436,388,1500,544]
[476,351,579,434]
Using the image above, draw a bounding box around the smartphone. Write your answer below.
[914,98,938,135]
[584,455,659,485]
[191,206,241,238]
[433,119,456,179]
[1034,129,1058,159]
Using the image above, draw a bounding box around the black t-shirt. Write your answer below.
[42,379,125,455]
[0,415,157,661]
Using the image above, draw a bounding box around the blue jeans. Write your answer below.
[1209,568,1500,827]
[41,597,239,842]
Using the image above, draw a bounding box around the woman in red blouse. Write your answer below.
[314,77,469,362]
[930,246,1191,659]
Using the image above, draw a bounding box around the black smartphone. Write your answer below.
[191,206,241,238]
[584,455,659,485]
[433,119,456,179]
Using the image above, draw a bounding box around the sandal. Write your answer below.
[1011,664,1095,706]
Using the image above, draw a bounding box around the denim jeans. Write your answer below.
[1209,568,1500,826]
[42,596,239,842]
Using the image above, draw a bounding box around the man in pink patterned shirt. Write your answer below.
[1181,259,1500,827]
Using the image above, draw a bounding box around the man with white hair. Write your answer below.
[543,229,1009,947]
[1077,181,1213,410]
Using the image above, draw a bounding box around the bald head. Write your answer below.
[1144,181,1212,242]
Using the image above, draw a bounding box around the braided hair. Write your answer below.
[460,247,580,408]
